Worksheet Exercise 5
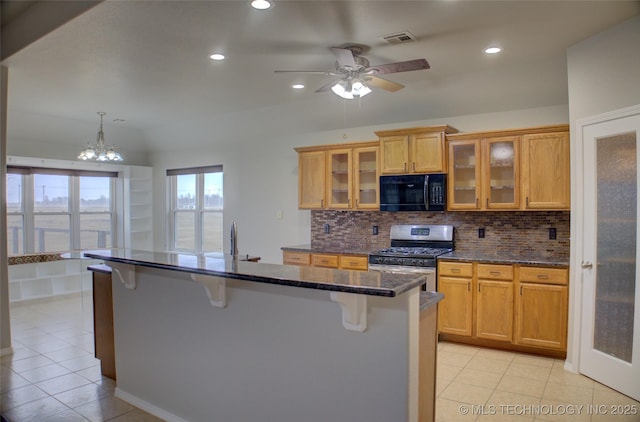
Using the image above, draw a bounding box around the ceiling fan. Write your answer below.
[274,45,430,99]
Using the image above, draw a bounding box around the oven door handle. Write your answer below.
[423,174,430,210]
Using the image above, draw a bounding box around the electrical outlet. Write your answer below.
[323,223,330,234]
[549,228,557,240]
[372,225,378,235]
[478,228,485,238]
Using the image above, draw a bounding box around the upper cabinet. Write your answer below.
[376,125,458,174]
[297,150,327,209]
[447,125,569,211]
[295,141,379,210]
[521,131,570,209]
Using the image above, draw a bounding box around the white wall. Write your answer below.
[566,14,640,371]
[150,104,569,264]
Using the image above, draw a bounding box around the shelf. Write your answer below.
[454,164,476,169]
[454,186,476,191]
[490,185,515,190]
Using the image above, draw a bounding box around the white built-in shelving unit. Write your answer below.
[123,165,154,251]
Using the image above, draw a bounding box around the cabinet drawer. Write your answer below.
[339,255,368,271]
[519,266,568,285]
[312,254,339,268]
[283,251,310,266]
[477,264,513,281]
[438,261,473,277]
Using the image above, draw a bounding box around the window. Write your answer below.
[168,165,223,253]
[6,167,117,255]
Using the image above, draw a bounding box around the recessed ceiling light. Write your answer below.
[251,0,272,10]
[292,84,304,89]
[209,53,225,61]
[484,47,502,54]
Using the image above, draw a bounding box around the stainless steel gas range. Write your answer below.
[368,224,454,291]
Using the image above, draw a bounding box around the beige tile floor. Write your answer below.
[435,342,640,422]
[1,294,161,421]
[2,294,639,421]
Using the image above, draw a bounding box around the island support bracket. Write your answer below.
[191,274,227,308]
[330,292,367,332]
[110,263,136,290]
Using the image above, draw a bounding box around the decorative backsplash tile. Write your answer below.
[311,210,570,259]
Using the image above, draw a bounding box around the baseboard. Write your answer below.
[115,388,189,422]
[0,346,14,357]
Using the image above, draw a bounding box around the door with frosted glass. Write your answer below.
[580,108,640,401]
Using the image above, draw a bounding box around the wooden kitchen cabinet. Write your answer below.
[312,253,339,268]
[352,146,379,210]
[515,266,568,351]
[338,255,369,271]
[376,125,458,174]
[437,261,473,336]
[446,125,569,211]
[521,131,570,209]
[283,250,311,266]
[438,261,568,357]
[447,140,481,209]
[296,141,379,210]
[476,264,514,342]
[447,136,519,210]
[297,150,326,209]
[326,148,352,209]
[283,250,368,271]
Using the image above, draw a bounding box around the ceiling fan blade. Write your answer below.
[370,59,430,75]
[315,78,341,93]
[331,47,357,68]
[366,75,404,92]
[274,70,338,76]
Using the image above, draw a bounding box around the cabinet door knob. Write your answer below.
[581,261,593,269]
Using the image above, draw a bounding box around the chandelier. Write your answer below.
[77,112,123,161]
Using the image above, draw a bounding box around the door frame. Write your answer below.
[568,103,640,374]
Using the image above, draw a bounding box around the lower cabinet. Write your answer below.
[437,260,568,356]
[437,262,473,336]
[282,250,368,271]
[476,264,514,342]
[515,267,568,351]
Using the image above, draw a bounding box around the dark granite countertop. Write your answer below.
[81,249,427,297]
[438,251,569,268]
[420,292,444,311]
[281,244,374,256]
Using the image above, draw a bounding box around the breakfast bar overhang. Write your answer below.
[83,249,441,422]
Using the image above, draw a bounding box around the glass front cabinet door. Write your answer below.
[483,136,519,209]
[326,148,353,209]
[353,146,379,210]
[448,140,481,210]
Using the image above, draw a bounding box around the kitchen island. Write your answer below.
[83,249,440,422]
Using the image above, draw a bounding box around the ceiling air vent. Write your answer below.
[380,31,416,45]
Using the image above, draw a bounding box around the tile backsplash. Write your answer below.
[311,210,570,259]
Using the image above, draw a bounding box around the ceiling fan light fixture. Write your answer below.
[331,78,371,100]
[331,80,354,99]
[352,80,372,97]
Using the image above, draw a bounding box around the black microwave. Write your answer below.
[379,174,446,212]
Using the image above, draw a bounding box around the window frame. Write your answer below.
[6,167,117,254]
[167,165,223,254]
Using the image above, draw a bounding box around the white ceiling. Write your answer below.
[2,0,639,154]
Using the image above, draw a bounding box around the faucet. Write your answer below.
[230,221,238,257]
